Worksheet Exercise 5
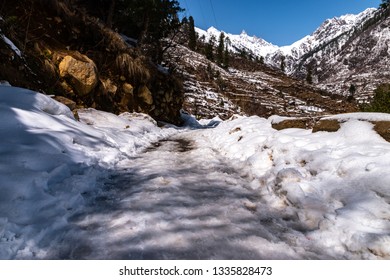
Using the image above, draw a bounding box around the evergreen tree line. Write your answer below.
[181,16,268,69]
[381,0,390,9]
[182,18,230,69]
[76,0,183,63]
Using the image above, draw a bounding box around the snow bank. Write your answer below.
[202,115,390,259]
[322,112,390,122]
[0,86,174,259]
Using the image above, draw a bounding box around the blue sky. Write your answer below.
[178,0,382,46]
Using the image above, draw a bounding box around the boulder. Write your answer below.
[120,83,134,110]
[272,118,309,130]
[312,119,341,133]
[53,96,77,111]
[122,83,134,95]
[101,78,117,95]
[59,54,98,95]
[137,85,153,105]
[373,121,390,142]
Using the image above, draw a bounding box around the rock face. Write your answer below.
[53,96,77,111]
[59,54,98,96]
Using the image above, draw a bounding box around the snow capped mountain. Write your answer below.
[196,7,388,98]
[196,26,279,58]
[196,8,377,71]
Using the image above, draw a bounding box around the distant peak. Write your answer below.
[207,26,220,33]
[241,30,247,36]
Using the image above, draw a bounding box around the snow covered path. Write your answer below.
[62,132,282,260]
[1,86,390,260]
[50,128,347,260]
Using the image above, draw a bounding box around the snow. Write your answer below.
[195,26,279,58]
[0,86,176,259]
[322,112,390,122]
[0,31,22,57]
[1,86,390,259]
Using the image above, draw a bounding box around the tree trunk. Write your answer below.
[106,0,115,28]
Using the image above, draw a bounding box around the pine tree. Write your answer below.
[216,32,225,66]
[306,65,313,84]
[347,84,356,102]
[205,35,215,61]
[380,0,390,9]
[280,56,286,72]
[113,0,183,62]
[259,56,264,64]
[188,16,197,51]
[349,84,356,96]
[240,48,247,59]
[223,46,229,69]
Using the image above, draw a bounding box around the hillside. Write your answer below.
[171,42,357,121]
[0,0,183,124]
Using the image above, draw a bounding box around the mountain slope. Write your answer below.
[310,8,390,100]
[170,43,356,120]
[196,7,390,100]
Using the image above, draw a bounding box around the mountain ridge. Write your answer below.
[196,7,377,72]
[195,7,388,100]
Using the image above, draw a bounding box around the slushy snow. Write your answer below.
[1,86,390,259]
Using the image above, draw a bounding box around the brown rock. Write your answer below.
[53,96,77,111]
[373,121,390,142]
[122,83,134,94]
[312,119,341,133]
[272,119,309,130]
[43,59,57,79]
[102,78,117,95]
[59,55,98,95]
[137,85,153,105]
